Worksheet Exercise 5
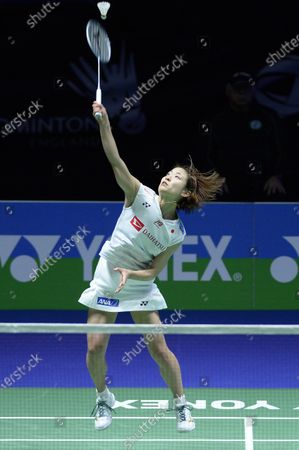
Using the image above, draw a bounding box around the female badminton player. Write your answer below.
[78,102,224,433]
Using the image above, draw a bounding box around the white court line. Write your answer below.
[1,416,299,420]
[0,416,201,420]
[0,439,245,442]
[254,440,299,442]
[2,439,299,443]
[0,438,299,443]
[244,417,254,450]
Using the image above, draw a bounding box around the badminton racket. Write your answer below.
[86,19,111,119]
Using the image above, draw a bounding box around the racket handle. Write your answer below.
[95,88,102,119]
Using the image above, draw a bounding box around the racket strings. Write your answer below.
[87,20,111,62]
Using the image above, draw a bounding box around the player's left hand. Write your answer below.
[114,267,131,293]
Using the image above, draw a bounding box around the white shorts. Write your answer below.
[78,257,167,312]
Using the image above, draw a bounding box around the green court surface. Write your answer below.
[1,388,299,449]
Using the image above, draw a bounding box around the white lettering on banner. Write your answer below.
[200,236,232,281]
[157,264,168,281]
[0,234,233,282]
[173,235,198,281]
[158,235,232,282]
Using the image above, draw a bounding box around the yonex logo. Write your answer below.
[97,297,119,307]
[0,231,102,283]
[270,236,299,283]
[130,216,144,232]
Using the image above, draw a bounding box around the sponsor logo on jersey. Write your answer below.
[97,297,120,307]
[130,216,145,231]
[154,220,164,228]
[142,202,151,208]
[142,228,167,251]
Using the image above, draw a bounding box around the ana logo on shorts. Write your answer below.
[97,297,119,307]
[130,216,144,232]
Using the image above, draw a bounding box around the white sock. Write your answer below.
[96,387,111,400]
[174,394,186,408]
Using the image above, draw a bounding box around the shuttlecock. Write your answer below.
[97,2,110,20]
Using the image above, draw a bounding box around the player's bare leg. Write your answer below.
[131,310,195,432]
[87,308,117,430]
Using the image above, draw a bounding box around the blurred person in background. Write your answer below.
[208,72,286,201]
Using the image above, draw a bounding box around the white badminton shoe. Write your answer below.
[174,395,195,432]
[92,391,115,430]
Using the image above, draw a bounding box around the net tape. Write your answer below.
[0,323,299,335]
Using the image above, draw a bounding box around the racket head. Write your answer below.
[86,19,111,62]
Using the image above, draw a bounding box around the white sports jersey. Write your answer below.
[100,183,186,270]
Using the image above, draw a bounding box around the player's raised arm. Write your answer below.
[93,102,140,205]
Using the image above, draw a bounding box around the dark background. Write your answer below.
[1,0,299,201]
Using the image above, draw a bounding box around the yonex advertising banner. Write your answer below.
[0,202,298,310]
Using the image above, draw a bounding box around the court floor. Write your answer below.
[1,388,299,450]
